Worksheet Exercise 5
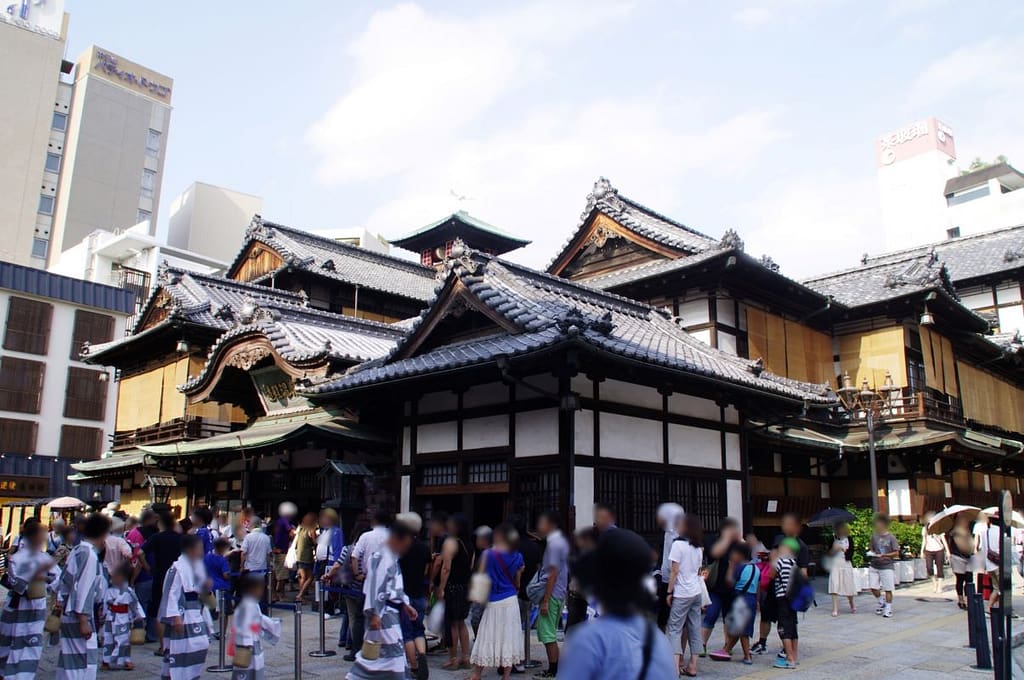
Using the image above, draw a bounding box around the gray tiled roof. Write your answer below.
[547,178,719,271]
[234,216,437,301]
[803,225,1024,306]
[584,248,734,290]
[307,249,833,403]
[0,260,136,315]
[183,305,405,392]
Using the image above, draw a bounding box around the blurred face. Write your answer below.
[30,529,46,551]
[537,516,553,536]
[429,520,444,537]
[445,518,457,536]
[782,516,800,537]
[186,542,204,561]
[475,534,491,550]
[874,520,889,534]
[836,523,849,537]
[319,512,333,527]
[388,533,412,556]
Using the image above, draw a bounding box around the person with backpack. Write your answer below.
[772,538,801,670]
[947,513,976,609]
[701,518,743,657]
[559,529,675,679]
[867,514,900,619]
[712,543,759,665]
[752,513,808,656]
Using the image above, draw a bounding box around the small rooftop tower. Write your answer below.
[391,211,530,267]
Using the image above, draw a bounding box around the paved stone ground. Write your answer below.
[34,579,1014,678]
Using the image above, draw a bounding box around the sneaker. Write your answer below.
[709,649,731,661]
[773,658,797,669]
[752,641,767,655]
[875,605,885,615]
[323,612,333,620]
[883,608,893,618]
[343,653,357,662]
[699,646,707,658]
[742,657,754,665]
[777,651,787,660]
[533,672,557,679]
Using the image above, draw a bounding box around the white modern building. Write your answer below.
[945,162,1024,239]
[166,182,263,263]
[876,117,958,251]
[0,260,133,499]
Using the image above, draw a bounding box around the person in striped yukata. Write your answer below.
[0,518,60,680]
[56,513,110,680]
[101,564,145,670]
[346,522,418,680]
[160,534,211,680]
[229,574,281,679]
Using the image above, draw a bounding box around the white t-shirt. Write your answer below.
[315,528,333,561]
[970,523,992,573]
[241,530,272,572]
[351,526,389,576]
[669,540,704,599]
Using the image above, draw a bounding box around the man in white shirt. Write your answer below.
[343,510,391,662]
[241,518,272,574]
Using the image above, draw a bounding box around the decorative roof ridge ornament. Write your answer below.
[246,213,273,239]
[321,259,335,271]
[1006,247,1024,263]
[156,259,174,284]
[748,357,764,377]
[212,303,234,322]
[582,177,625,221]
[759,254,780,273]
[442,238,484,276]
[555,307,614,337]
[719,228,745,252]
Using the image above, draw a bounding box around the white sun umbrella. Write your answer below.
[927,505,980,534]
[981,507,1024,529]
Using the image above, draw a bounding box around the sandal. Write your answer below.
[459,659,473,669]
[442,659,459,670]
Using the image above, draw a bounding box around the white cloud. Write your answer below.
[909,37,1024,106]
[307,1,790,269]
[729,172,884,280]
[733,7,773,26]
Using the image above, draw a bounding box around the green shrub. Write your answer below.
[843,505,922,568]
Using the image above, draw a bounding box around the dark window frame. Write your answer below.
[63,367,107,421]
[3,296,53,355]
[58,424,104,460]
[69,309,115,360]
[0,418,38,454]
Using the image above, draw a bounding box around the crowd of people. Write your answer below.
[0,498,1014,679]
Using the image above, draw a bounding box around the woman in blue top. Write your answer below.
[713,543,759,665]
[467,523,525,680]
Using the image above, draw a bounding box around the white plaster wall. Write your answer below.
[417,422,457,453]
[402,427,411,465]
[689,328,712,346]
[723,406,739,425]
[667,393,721,422]
[600,413,661,462]
[716,298,736,326]
[668,424,720,468]
[570,375,593,397]
[462,415,509,450]
[726,479,744,532]
[400,475,410,513]
[601,378,662,410]
[574,467,594,528]
[463,382,509,408]
[418,391,458,414]
[574,409,594,456]
[724,432,741,470]
[515,409,558,457]
[678,298,710,325]
[718,331,737,355]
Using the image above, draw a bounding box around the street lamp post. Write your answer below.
[838,371,897,514]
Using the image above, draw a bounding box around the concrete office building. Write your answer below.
[49,45,173,262]
[0,1,70,268]
[944,162,1024,239]
[166,182,263,263]
[0,260,133,500]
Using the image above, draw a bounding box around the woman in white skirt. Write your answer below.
[828,522,858,617]
[468,524,525,680]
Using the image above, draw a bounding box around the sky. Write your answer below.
[62,0,1024,279]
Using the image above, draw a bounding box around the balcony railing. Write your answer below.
[112,416,233,451]
[812,387,964,427]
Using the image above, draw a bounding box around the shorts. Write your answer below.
[869,567,895,592]
[536,597,563,644]
[401,596,427,642]
[272,552,289,581]
[295,561,313,571]
[776,597,798,640]
[733,592,757,638]
[702,591,734,629]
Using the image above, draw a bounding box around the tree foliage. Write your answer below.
[842,505,923,568]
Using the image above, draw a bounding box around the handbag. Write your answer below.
[699,578,711,608]
[44,610,61,634]
[526,572,546,606]
[469,573,492,605]
[130,626,147,645]
[26,580,46,599]
[361,634,381,661]
[233,645,254,668]
[284,532,299,570]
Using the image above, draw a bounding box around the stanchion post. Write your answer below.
[991,606,1005,679]
[971,592,992,670]
[965,581,977,648]
[309,581,337,658]
[522,604,541,669]
[206,589,233,673]
[294,603,302,679]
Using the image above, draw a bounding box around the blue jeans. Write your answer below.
[344,591,365,652]
[134,579,157,640]
[702,591,733,630]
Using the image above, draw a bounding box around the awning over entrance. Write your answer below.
[318,461,374,477]
[70,408,389,480]
[755,421,1024,456]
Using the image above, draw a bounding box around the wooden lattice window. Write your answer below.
[510,468,561,528]
[467,461,508,484]
[0,418,37,454]
[3,297,53,355]
[70,310,115,359]
[421,463,458,486]
[0,357,45,413]
[59,425,104,460]
[596,468,661,537]
[668,476,724,532]
[64,367,108,421]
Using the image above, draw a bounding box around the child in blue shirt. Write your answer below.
[204,538,233,614]
[714,543,759,665]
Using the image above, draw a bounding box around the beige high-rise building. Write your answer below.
[167,182,263,263]
[0,2,173,267]
[0,2,70,267]
[50,46,173,262]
